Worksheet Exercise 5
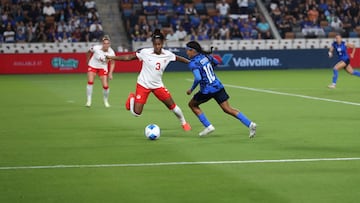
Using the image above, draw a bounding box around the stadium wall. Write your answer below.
[0,49,359,74]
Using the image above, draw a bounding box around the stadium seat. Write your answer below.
[349,31,358,38]
[252,40,266,50]
[210,40,225,51]
[328,32,337,38]
[285,32,295,39]
[293,39,306,49]
[224,40,238,50]
[306,39,320,49]
[266,39,280,50]
[278,39,293,49]
[238,40,254,50]
[319,38,334,49]
[345,38,360,47]
[195,3,206,15]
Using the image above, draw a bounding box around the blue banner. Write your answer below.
[167,48,338,71]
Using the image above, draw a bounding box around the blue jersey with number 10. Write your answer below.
[332,41,349,62]
[189,54,224,94]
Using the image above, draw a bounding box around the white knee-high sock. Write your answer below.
[130,97,140,117]
[103,88,109,101]
[172,105,186,124]
[86,84,93,101]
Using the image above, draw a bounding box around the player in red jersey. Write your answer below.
[106,29,191,131]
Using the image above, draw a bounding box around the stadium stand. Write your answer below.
[0,0,105,50]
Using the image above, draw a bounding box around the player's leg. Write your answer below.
[129,84,150,116]
[344,64,360,77]
[154,87,191,131]
[329,61,346,88]
[100,70,110,107]
[86,68,96,107]
[216,89,256,138]
[188,92,214,136]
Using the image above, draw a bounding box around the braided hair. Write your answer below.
[186,41,213,54]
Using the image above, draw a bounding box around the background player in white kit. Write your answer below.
[86,35,115,107]
[106,29,191,131]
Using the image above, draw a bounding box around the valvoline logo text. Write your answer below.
[212,54,282,68]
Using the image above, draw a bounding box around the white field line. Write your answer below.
[185,79,360,106]
[1,157,360,170]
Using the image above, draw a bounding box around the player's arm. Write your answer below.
[328,46,334,58]
[187,68,201,95]
[175,55,190,64]
[106,53,138,61]
[108,59,115,80]
[346,43,356,58]
[86,50,92,64]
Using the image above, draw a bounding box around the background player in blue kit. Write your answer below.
[328,34,360,89]
[185,41,257,138]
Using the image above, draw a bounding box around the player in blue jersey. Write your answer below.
[185,41,257,138]
[328,34,360,89]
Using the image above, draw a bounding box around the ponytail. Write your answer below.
[151,29,165,42]
[186,41,213,55]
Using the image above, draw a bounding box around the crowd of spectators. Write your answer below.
[267,0,360,39]
[0,0,104,43]
[119,0,271,42]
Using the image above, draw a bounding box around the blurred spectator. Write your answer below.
[81,27,90,42]
[72,27,82,42]
[43,1,56,16]
[347,2,359,19]
[57,20,69,33]
[330,17,343,33]
[157,1,168,15]
[185,3,197,15]
[144,2,157,15]
[278,19,292,38]
[3,24,16,43]
[84,0,96,11]
[36,23,47,42]
[240,22,253,39]
[166,28,179,41]
[175,26,187,41]
[237,0,248,14]
[174,1,185,15]
[307,6,319,24]
[230,23,242,39]
[256,16,271,39]
[216,0,230,17]
[218,23,230,40]
[131,24,145,41]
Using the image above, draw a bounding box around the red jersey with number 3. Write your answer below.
[135,48,176,89]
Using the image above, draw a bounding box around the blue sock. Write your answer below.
[236,112,251,128]
[197,113,211,127]
[352,70,360,77]
[332,69,338,84]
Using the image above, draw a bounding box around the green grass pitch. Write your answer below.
[1,69,360,203]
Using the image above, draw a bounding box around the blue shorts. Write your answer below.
[193,88,230,105]
[339,59,350,68]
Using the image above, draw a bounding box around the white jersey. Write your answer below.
[88,44,115,71]
[136,48,176,89]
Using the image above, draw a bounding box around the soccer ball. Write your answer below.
[144,124,161,140]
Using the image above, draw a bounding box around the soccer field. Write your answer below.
[1,69,360,203]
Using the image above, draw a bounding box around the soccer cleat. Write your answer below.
[104,100,110,108]
[199,125,215,136]
[182,123,191,131]
[85,100,91,107]
[125,92,135,110]
[328,84,336,89]
[249,122,257,138]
